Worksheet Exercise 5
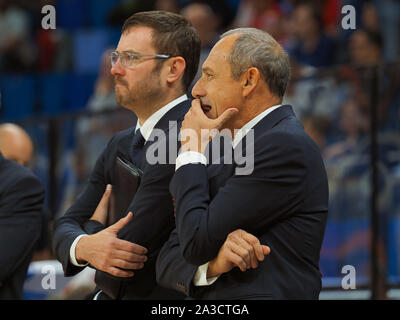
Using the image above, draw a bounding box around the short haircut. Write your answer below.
[122,11,201,91]
[221,28,291,99]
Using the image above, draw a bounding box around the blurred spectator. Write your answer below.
[0,150,44,299]
[0,0,36,72]
[155,0,180,13]
[324,99,369,160]
[348,28,383,67]
[373,0,400,61]
[86,48,118,112]
[107,0,156,28]
[0,123,53,261]
[181,3,220,87]
[301,115,329,150]
[232,0,284,41]
[0,123,33,167]
[361,1,380,33]
[286,2,336,68]
[283,59,338,121]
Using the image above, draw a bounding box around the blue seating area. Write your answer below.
[56,0,124,30]
[0,0,126,121]
[0,75,36,121]
[0,25,121,120]
[0,72,98,119]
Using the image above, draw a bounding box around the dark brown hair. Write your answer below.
[122,11,201,91]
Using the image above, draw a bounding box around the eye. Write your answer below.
[121,52,134,66]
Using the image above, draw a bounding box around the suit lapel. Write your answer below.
[232,104,296,162]
[252,104,296,133]
[139,99,191,168]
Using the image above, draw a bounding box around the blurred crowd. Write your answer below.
[0,0,399,72]
[0,0,400,293]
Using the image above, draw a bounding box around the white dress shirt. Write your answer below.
[177,104,283,285]
[69,94,188,267]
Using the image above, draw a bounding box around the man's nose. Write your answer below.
[111,58,125,76]
[191,79,206,99]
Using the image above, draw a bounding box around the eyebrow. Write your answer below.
[202,66,214,74]
[114,49,140,54]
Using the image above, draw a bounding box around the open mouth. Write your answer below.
[200,101,212,116]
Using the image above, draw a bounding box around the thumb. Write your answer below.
[214,108,239,129]
[107,211,133,234]
[262,245,271,256]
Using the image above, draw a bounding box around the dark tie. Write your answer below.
[130,129,145,167]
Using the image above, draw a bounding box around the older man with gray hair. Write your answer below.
[156,27,328,299]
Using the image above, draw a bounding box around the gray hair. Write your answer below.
[221,28,291,99]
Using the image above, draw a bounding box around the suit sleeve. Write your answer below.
[0,175,44,282]
[171,131,308,265]
[52,138,112,277]
[156,228,202,297]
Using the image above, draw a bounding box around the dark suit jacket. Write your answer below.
[53,99,191,299]
[156,105,329,299]
[0,152,44,299]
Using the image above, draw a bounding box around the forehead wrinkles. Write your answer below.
[206,35,237,69]
[204,47,230,70]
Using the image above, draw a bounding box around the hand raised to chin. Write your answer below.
[180,99,238,154]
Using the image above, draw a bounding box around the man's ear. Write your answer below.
[242,67,260,98]
[166,57,186,86]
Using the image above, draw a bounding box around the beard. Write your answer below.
[114,66,163,111]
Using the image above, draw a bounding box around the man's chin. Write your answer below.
[204,111,217,119]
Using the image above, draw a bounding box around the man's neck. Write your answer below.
[236,96,281,127]
[136,91,186,126]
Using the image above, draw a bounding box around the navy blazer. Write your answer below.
[156,105,329,299]
[53,99,191,299]
[0,152,44,299]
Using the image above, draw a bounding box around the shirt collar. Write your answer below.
[135,94,188,142]
[232,104,282,148]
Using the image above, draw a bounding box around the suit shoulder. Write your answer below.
[259,122,306,148]
[108,127,134,145]
[100,127,135,156]
[0,159,44,194]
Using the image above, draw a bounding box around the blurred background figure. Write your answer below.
[232,0,284,41]
[181,2,220,87]
[0,124,44,299]
[348,28,383,67]
[286,2,336,68]
[0,123,53,262]
[86,48,118,112]
[373,0,400,62]
[0,123,33,166]
[0,0,36,72]
[324,99,369,160]
[155,0,180,13]
[301,114,329,151]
